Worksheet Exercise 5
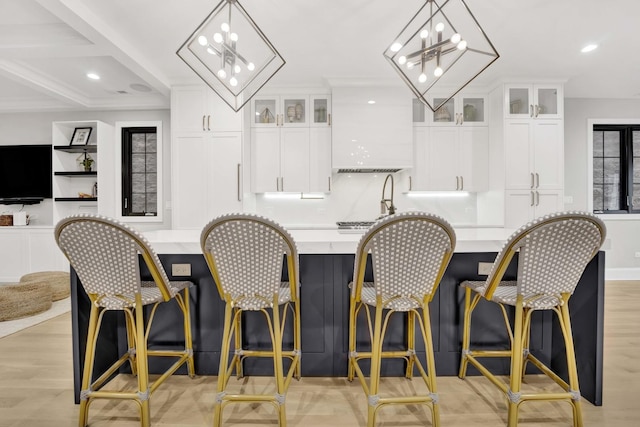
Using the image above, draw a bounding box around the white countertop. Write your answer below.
[144,227,515,255]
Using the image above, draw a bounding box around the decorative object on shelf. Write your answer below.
[0,214,12,226]
[315,106,327,123]
[383,0,499,112]
[76,153,94,171]
[287,105,296,122]
[295,103,304,121]
[463,103,476,121]
[69,127,92,146]
[434,106,451,122]
[176,0,285,112]
[260,107,275,123]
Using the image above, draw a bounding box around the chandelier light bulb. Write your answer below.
[451,33,461,44]
[213,33,223,43]
[457,40,467,50]
[217,69,227,79]
[398,56,407,65]
[390,42,403,52]
[230,33,238,42]
[229,77,238,86]
[198,35,208,46]
[434,67,443,77]
[234,65,241,73]
[221,22,230,32]
[420,29,429,39]
[247,62,255,71]
[418,73,427,83]
[435,22,445,32]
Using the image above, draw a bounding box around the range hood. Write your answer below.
[331,86,413,171]
[337,168,402,174]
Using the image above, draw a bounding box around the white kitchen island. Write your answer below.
[68,226,605,407]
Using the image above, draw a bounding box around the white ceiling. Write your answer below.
[1,0,639,113]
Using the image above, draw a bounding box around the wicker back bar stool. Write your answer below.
[54,214,195,427]
[458,211,606,426]
[200,213,301,427]
[348,212,456,427]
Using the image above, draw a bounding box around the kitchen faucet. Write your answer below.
[380,174,396,216]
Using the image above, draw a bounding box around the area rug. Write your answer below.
[0,297,70,339]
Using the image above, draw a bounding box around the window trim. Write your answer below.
[115,121,163,223]
[587,118,640,217]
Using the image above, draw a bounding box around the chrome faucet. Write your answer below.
[380,174,396,216]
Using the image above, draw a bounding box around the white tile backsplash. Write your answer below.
[254,171,483,227]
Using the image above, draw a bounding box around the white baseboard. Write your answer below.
[605,268,640,281]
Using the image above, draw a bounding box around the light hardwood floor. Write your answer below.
[0,281,638,426]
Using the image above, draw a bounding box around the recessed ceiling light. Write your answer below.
[86,73,100,80]
[581,44,598,53]
[368,100,376,104]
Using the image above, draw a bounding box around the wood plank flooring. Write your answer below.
[0,281,638,426]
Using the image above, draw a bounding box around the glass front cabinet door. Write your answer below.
[310,95,331,127]
[504,84,563,119]
[251,96,309,127]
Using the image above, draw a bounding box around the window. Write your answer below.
[115,121,163,222]
[592,124,640,213]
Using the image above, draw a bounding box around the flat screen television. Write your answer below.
[0,144,52,203]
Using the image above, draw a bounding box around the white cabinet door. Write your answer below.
[251,128,281,192]
[459,127,489,192]
[172,135,209,229]
[505,189,564,228]
[505,120,563,190]
[281,128,310,192]
[207,133,243,217]
[172,85,241,133]
[413,126,488,191]
[427,127,459,190]
[28,229,68,272]
[504,83,563,119]
[309,127,332,192]
[172,133,242,229]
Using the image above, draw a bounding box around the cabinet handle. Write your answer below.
[455,176,460,190]
[208,115,211,131]
[530,191,535,206]
[530,172,535,189]
[529,104,534,117]
[328,113,331,126]
[535,172,540,188]
[535,105,540,118]
[409,176,412,191]
[276,177,280,191]
[460,176,464,190]
[535,190,540,206]
[237,163,242,202]
[202,115,206,131]
[328,176,331,192]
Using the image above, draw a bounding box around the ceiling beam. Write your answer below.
[36,0,171,98]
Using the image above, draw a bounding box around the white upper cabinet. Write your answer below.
[413,94,488,126]
[251,95,310,127]
[504,83,563,119]
[412,126,489,192]
[310,95,332,128]
[332,86,412,170]
[171,85,242,133]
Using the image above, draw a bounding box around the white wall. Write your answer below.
[564,98,640,277]
[0,109,171,230]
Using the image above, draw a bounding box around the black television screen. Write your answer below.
[0,144,52,200]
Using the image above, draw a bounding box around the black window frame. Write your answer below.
[592,124,640,214]
[121,126,158,217]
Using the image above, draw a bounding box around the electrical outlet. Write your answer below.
[478,262,493,275]
[172,263,191,276]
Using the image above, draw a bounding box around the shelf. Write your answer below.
[53,145,97,153]
[54,171,97,176]
[0,197,44,205]
[54,197,97,202]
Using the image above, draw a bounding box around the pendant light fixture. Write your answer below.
[384,0,499,112]
[177,0,285,112]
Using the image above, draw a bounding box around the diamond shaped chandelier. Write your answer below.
[384,0,499,112]
[177,0,285,111]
